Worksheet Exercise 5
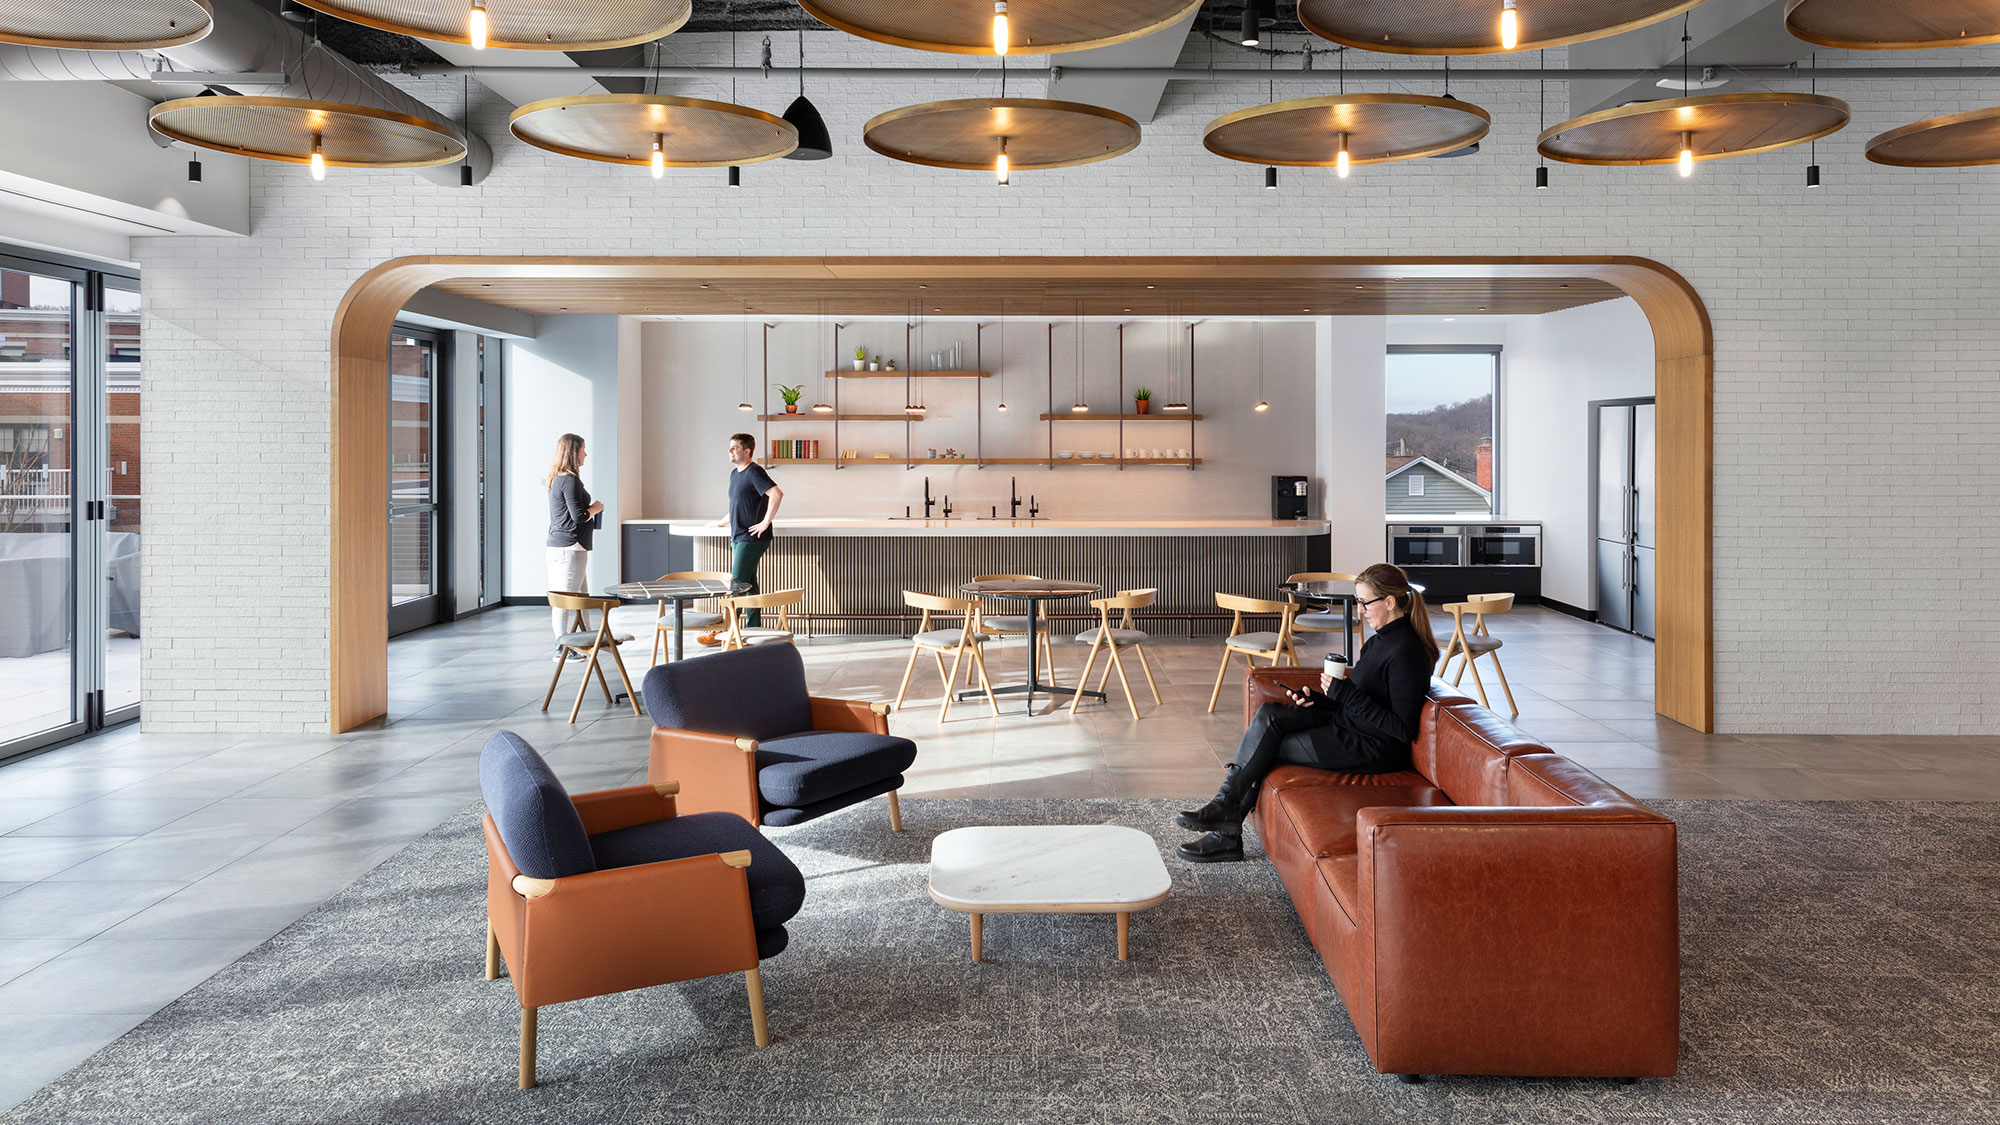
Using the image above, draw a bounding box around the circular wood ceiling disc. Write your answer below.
[509,96,799,168]
[799,0,1202,55]
[1538,92,1850,166]
[291,0,688,51]
[0,0,212,49]
[863,99,1141,171]
[148,96,467,168]
[1867,107,2000,167]
[1297,0,1702,54]
[1785,0,2000,50]
[1204,94,1491,166]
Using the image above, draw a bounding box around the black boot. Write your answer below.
[1176,765,1251,833]
[1177,829,1246,863]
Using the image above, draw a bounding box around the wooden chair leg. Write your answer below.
[1464,652,1491,709]
[485,921,499,980]
[540,652,566,712]
[1207,645,1236,713]
[887,788,903,832]
[938,648,963,722]
[519,1006,538,1089]
[568,655,595,724]
[1070,636,1103,715]
[1489,651,1518,718]
[894,642,922,708]
[591,648,615,703]
[1094,649,1116,693]
[971,645,1001,716]
[606,644,642,717]
[1109,646,1139,719]
[650,623,663,668]
[1040,630,1059,687]
[1134,645,1162,704]
[745,968,771,1048]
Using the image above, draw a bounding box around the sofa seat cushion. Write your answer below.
[1262,764,1433,795]
[589,810,806,934]
[656,610,726,629]
[1318,855,1361,928]
[1273,782,1453,858]
[755,730,918,809]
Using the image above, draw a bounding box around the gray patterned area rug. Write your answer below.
[7,798,1999,1125]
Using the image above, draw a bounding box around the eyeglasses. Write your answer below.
[1356,594,1391,610]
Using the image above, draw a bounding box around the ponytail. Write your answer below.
[1355,562,1439,667]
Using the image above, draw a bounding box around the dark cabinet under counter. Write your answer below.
[622,522,692,582]
[1404,565,1540,606]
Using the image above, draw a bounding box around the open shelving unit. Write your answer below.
[759,320,1203,469]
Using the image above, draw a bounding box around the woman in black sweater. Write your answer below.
[1178,563,1441,863]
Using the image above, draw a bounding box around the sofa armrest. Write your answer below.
[1244,666,1321,727]
[648,727,762,825]
[1353,804,1679,1077]
[511,850,761,1009]
[569,782,681,836]
[809,696,892,735]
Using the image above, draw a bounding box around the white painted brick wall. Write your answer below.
[137,38,2000,734]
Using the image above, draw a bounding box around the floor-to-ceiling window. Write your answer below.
[0,250,139,758]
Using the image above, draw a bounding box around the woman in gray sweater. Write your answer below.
[544,433,604,653]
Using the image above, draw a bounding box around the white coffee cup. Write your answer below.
[1323,653,1350,681]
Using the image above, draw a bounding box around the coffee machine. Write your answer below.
[1271,475,1309,519]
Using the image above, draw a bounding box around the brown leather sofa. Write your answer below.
[1242,667,1680,1080]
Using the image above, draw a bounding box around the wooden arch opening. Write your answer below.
[332,256,1712,731]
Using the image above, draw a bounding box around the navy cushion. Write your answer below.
[757,926,790,959]
[589,811,806,936]
[761,774,905,827]
[754,731,917,809]
[478,731,595,880]
[642,644,812,742]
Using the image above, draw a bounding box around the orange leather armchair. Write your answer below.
[480,732,805,1089]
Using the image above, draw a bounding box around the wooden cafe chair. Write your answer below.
[544,591,642,723]
[1206,593,1299,713]
[1436,592,1519,718]
[1070,588,1162,719]
[895,590,1000,722]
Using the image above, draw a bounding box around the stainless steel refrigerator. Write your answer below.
[1594,400,1655,638]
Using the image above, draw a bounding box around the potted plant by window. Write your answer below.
[1133,387,1153,415]
[852,345,866,371]
[777,384,804,413]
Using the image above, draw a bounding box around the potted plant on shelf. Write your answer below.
[777,384,804,413]
[870,354,881,371]
[884,358,897,370]
[1133,387,1153,415]
[852,345,866,371]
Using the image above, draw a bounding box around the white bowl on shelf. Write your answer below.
[1056,450,1074,459]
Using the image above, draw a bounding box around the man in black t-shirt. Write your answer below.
[712,433,783,630]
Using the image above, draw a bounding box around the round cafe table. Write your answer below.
[1277,578,1426,666]
[957,578,1103,716]
[605,579,749,664]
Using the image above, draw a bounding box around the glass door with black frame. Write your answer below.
[389,329,445,637]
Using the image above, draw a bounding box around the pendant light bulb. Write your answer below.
[309,134,325,181]
[1678,132,1693,177]
[996,137,1009,185]
[1499,0,1518,49]
[1239,6,1259,46]
[992,1,1008,55]
[1264,165,1277,190]
[737,401,754,412]
[1806,164,1821,189]
[997,401,1008,412]
[469,0,487,49]
[1254,400,1270,413]
[651,135,665,179]
[811,401,833,413]
[1535,165,1548,190]
[727,165,741,188]
[1070,402,1089,413]
[1336,134,1350,179]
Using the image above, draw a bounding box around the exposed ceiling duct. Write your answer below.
[0,0,489,185]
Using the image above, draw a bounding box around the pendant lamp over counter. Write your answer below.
[798,0,1201,55]
[1537,92,1850,174]
[149,96,467,174]
[1784,0,2000,50]
[0,0,212,48]
[1297,0,1702,54]
[783,29,834,160]
[510,95,797,170]
[1204,94,1491,173]
[864,98,1140,180]
[289,0,689,51]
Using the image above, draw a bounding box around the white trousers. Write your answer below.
[547,545,589,637]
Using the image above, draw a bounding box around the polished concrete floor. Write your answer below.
[0,605,1996,1111]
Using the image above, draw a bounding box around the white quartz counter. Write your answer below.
[627,518,1330,538]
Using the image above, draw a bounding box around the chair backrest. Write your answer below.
[656,570,732,582]
[1465,592,1515,615]
[640,642,811,740]
[479,731,596,880]
[725,588,803,611]
[1215,592,1293,616]
[904,590,978,615]
[1092,588,1157,611]
[548,591,616,613]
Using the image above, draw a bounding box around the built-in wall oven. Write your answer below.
[1468,525,1541,567]
[1388,525,1464,568]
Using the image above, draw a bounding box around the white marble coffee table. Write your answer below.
[927,825,1172,962]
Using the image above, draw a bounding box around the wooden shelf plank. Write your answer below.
[759,413,915,422]
[831,370,989,378]
[1037,412,1204,421]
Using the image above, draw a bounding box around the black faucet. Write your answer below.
[941,494,953,519]
[1010,476,1023,519]
[1028,494,1040,520]
[923,476,935,519]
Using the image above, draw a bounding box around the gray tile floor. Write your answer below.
[1,604,1996,1111]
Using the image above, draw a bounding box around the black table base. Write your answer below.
[956,613,1104,716]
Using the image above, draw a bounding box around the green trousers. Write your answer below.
[731,536,771,627]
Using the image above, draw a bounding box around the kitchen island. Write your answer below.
[623,518,1331,635]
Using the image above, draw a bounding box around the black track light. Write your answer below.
[1239,6,1259,46]
[1535,165,1548,189]
[728,165,741,187]
[460,164,472,186]
[1264,165,1277,190]
[1806,164,1821,189]
[187,155,202,182]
